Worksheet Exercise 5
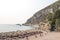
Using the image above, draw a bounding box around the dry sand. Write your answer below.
[42,32,60,40]
[0,31,60,40]
[25,32,60,40]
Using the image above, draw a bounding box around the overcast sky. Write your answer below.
[0,0,57,24]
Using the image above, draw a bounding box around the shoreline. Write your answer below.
[0,29,45,40]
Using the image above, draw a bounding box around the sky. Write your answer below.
[0,0,57,24]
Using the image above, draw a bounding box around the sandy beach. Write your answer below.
[16,32,60,40]
[0,30,60,40]
[27,32,60,40]
[42,32,60,40]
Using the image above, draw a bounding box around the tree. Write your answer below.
[55,9,60,31]
[55,9,60,19]
[47,13,56,31]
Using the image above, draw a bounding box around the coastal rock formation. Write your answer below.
[0,30,44,40]
[25,0,60,25]
[24,0,60,31]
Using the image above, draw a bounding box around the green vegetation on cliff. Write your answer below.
[55,9,60,31]
[25,0,60,31]
[47,9,60,31]
[47,13,55,31]
[25,0,60,25]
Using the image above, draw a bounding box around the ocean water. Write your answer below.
[0,24,34,32]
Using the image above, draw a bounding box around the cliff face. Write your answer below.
[25,0,60,26]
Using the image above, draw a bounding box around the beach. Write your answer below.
[21,32,60,40]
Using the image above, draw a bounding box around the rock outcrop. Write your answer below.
[0,30,44,40]
[25,0,60,26]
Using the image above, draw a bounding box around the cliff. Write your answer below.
[24,0,60,26]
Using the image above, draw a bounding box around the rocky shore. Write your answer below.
[0,29,46,40]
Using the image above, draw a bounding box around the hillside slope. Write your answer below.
[24,0,60,26]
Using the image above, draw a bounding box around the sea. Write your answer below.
[0,24,34,32]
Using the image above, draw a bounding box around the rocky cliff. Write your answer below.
[24,0,60,26]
